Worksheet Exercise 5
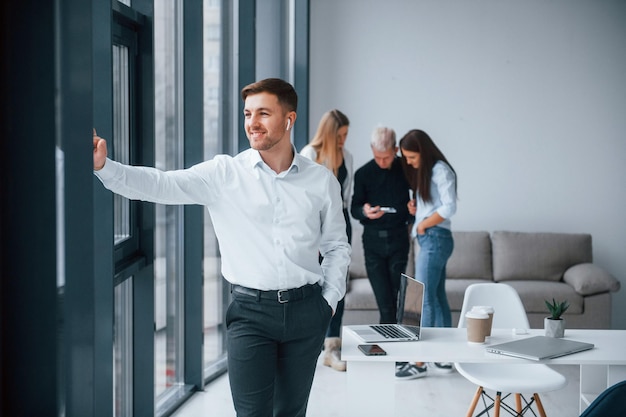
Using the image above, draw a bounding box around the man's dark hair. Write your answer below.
[241,78,298,112]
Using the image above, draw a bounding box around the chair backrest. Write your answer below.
[457,283,530,329]
[579,380,626,417]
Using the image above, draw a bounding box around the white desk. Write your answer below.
[342,327,626,415]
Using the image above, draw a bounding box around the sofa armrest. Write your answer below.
[563,263,621,296]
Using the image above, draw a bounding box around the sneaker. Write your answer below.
[431,362,454,373]
[395,362,407,372]
[395,362,428,380]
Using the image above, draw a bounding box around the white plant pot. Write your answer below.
[544,317,565,338]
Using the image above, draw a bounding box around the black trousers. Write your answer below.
[362,227,410,324]
[226,284,332,417]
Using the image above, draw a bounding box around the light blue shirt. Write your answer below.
[412,160,457,236]
[94,148,351,310]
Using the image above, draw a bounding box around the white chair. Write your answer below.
[456,283,568,417]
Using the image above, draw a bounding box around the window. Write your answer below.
[154,0,186,401]
[111,25,141,417]
[114,278,134,416]
[202,0,226,382]
[112,45,132,245]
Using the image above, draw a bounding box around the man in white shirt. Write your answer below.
[93,78,351,417]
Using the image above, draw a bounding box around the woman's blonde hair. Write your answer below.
[309,109,350,176]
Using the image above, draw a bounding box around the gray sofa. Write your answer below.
[343,222,621,329]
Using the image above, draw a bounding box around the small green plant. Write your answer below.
[545,298,569,320]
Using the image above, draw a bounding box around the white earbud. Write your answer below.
[286,119,291,131]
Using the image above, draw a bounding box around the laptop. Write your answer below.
[346,273,424,343]
[485,335,594,361]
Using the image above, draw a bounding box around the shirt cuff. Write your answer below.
[322,293,339,313]
[94,158,117,180]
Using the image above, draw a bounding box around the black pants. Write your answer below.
[226,284,332,417]
[362,227,410,324]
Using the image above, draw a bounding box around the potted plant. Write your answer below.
[544,298,569,338]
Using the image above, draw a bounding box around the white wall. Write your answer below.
[309,0,626,329]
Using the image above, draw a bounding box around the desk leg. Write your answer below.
[607,364,626,385]
[579,365,626,414]
[347,361,395,415]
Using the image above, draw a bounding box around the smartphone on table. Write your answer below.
[358,344,387,356]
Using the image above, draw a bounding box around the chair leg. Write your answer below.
[466,386,483,417]
[533,393,547,417]
[494,392,501,417]
[515,393,522,414]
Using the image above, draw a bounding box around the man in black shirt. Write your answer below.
[351,127,413,323]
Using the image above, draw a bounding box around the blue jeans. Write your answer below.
[415,226,454,328]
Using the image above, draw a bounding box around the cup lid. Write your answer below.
[472,305,494,313]
[465,310,489,319]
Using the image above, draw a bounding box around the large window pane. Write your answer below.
[114,278,133,417]
[112,45,131,244]
[202,0,225,376]
[154,0,185,400]
[112,41,135,417]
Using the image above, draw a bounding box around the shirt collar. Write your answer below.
[247,146,301,175]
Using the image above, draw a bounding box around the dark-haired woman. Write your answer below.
[396,129,457,379]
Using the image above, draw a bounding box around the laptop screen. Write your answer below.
[397,273,424,327]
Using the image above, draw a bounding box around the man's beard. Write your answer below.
[249,134,280,151]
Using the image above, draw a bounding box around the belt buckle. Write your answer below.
[277,289,288,303]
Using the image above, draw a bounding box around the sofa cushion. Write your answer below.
[504,281,583,314]
[447,231,493,280]
[492,231,592,282]
[349,223,368,279]
[446,279,489,312]
[344,278,378,310]
[563,263,621,296]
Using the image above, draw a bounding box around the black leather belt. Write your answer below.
[231,283,319,303]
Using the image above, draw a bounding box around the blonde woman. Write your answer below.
[300,109,353,371]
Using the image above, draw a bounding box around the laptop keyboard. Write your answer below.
[370,325,416,339]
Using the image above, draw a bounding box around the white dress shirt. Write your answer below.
[94,148,351,310]
[299,145,353,210]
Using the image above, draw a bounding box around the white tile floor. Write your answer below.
[172,353,581,417]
